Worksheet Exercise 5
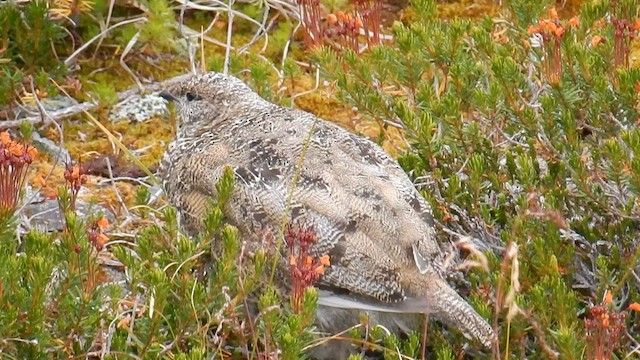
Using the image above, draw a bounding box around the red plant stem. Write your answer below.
[357,0,381,47]
[299,0,323,48]
[350,29,358,52]
[313,1,323,46]
[553,36,562,83]
[0,163,28,215]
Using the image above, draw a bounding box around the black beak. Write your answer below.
[159,90,178,102]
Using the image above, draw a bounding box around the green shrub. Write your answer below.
[316,0,640,356]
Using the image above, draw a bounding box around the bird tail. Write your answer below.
[316,279,496,348]
[427,277,496,348]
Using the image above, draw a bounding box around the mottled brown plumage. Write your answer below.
[158,72,495,351]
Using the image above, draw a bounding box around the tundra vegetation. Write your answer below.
[0,0,640,359]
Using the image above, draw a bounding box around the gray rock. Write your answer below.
[109,92,170,123]
[31,132,72,166]
[19,187,115,233]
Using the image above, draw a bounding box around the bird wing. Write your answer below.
[166,110,442,304]
[208,114,444,305]
[304,120,443,268]
[226,149,409,303]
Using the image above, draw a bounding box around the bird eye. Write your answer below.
[185,92,202,101]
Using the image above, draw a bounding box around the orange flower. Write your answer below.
[117,316,131,330]
[602,314,609,327]
[354,18,363,30]
[634,18,640,31]
[629,302,640,312]
[554,27,565,38]
[320,254,330,266]
[538,20,548,32]
[97,217,110,230]
[549,8,558,20]
[0,132,10,145]
[96,233,109,247]
[568,16,579,27]
[604,290,613,304]
[289,255,297,266]
[542,21,557,34]
[527,25,539,34]
[314,266,325,275]
[591,35,604,47]
[27,146,37,158]
[327,13,337,25]
[9,143,23,156]
[336,11,346,21]
[304,255,313,266]
[71,165,80,178]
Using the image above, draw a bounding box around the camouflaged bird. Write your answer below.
[157,72,496,351]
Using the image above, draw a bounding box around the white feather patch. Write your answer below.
[317,290,431,314]
[412,243,430,274]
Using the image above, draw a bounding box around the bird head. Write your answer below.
[159,72,265,136]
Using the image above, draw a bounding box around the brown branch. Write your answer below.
[519,309,559,359]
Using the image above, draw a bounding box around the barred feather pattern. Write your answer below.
[157,72,496,349]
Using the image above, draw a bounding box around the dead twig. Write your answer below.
[1,73,191,129]
[518,309,559,359]
[64,17,147,68]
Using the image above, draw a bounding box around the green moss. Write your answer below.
[60,117,173,167]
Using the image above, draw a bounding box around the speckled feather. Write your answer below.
[158,72,495,348]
